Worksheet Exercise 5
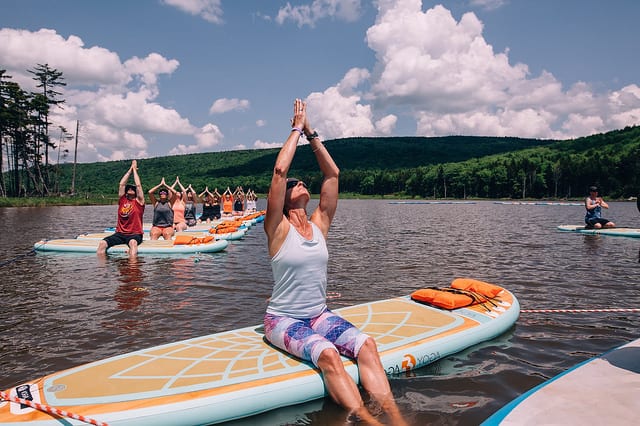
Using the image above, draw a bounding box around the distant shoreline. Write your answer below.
[2,195,634,208]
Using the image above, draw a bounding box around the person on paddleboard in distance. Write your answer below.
[97,160,145,257]
[585,185,615,229]
[263,99,407,425]
[170,176,192,232]
[198,187,222,223]
[148,178,177,240]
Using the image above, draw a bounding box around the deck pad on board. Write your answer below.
[1,291,519,425]
[482,337,640,425]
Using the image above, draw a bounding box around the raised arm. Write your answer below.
[264,98,306,240]
[148,179,164,204]
[131,160,144,205]
[304,112,339,237]
[118,160,136,197]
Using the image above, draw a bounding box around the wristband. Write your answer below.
[291,127,303,136]
[306,130,319,141]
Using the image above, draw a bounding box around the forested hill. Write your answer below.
[56,126,639,199]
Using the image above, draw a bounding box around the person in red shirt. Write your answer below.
[98,160,145,256]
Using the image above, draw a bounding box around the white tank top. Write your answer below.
[267,222,328,318]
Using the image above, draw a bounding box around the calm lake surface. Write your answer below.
[1,200,639,425]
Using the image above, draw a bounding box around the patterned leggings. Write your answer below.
[264,309,370,367]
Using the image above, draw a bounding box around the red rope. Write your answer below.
[0,391,109,426]
[521,308,640,313]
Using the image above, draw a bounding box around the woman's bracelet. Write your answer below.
[306,130,319,141]
[291,127,303,136]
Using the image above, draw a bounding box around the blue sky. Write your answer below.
[2,0,639,163]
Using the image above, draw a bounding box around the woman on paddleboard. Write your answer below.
[148,178,177,240]
[97,160,145,257]
[263,99,406,425]
[584,185,615,229]
[170,176,189,232]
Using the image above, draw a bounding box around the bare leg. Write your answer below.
[316,349,383,425]
[150,226,162,240]
[162,227,175,240]
[128,239,139,257]
[97,240,108,255]
[357,338,408,425]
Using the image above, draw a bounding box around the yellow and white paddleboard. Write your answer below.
[0,287,519,425]
[33,238,229,254]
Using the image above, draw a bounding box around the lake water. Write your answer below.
[1,200,639,425]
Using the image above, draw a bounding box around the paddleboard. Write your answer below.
[103,213,264,234]
[77,228,247,241]
[388,201,476,205]
[0,286,519,425]
[33,238,229,254]
[494,201,582,206]
[104,223,218,233]
[557,224,640,238]
[482,337,640,425]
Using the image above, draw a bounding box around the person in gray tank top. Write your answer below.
[262,99,407,425]
[148,177,176,240]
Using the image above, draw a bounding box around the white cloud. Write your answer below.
[375,114,397,135]
[305,68,378,139]
[469,0,509,11]
[300,0,640,140]
[0,28,128,89]
[169,123,224,155]
[254,140,283,149]
[1,28,211,161]
[256,119,267,127]
[275,0,363,27]
[209,98,251,114]
[163,0,224,24]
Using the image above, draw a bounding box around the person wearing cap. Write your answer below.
[148,177,177,240]
[97,160,145,257]
[585,185,616,229]
[262,99,406,425]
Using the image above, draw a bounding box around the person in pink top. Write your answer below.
[98,160,145,257]
[171,176,188,232]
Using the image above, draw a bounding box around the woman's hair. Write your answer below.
[124,184,136,195]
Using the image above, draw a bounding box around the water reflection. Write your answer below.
[582,234,604,255]
[113,256,147,310]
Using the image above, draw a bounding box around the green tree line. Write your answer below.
[50,126,639,201]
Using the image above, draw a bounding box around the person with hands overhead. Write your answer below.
[97,160,145,257]
[233,186,245,216]
[262,99,406,425]
[149,177,177,240]
[584,185,615,229]
[222,187,234,217]
[170,177,189,232]
[182,184,199,227]
[198,187,221,223]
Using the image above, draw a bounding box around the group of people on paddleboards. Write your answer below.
[97,165,258,256]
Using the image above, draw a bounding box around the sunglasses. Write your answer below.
[286,180,308,190]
